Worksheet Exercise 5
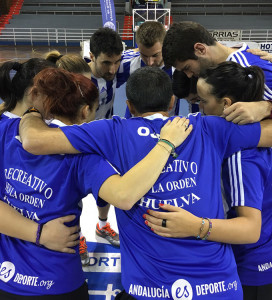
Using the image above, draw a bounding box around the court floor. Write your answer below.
[0,45,81,63]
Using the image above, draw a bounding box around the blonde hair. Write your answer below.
[45,50,91,74]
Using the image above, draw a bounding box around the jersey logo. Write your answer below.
[100,87,107,93]
[0,261,15,283]
[172,279,193,300]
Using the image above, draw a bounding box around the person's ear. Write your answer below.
[126,100,136,116]
[194,43,207,57]
[168,95,176,111]
[223,97,232,109]
[90,52,95,62]
[81,105,91,121]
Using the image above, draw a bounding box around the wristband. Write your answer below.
[23,107,41,116]
[202,218,212,241]
[35,223,44,247]
[158,139,178,158]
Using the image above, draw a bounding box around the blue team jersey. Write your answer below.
[222,148,272,286]
[61,113,261,299]
[227,43,272,100]
[0,116,117,296]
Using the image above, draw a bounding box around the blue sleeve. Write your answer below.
[61,119,118,164]
[222,149,266,210]
[73,153,118,200]
[201,116,261,160]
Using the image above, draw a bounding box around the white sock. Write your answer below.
[99,220,107,228]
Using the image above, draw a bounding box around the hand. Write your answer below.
[160,117,193,147]
[222,101,271,124]
[40,215,79,253]
[143,203,200,238]
[247,48,272,62]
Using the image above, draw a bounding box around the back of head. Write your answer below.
[32,68,98,123]
[172,70,191,98]
[0,58,55,113]
[90,27,123,58]
[162,21,216,68]
[126,66,173,114]
[199,61,264,103]
[172,70,198,99]
[45,50,91,74]
[136,21,166,48]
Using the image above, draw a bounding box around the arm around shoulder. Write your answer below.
[19,113,79,155]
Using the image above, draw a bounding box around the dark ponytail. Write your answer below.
[199,61,264,103]
[242,65,264,103]
[0,58,55,114]
[0,61,20,114]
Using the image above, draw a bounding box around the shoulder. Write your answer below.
[121,49,141,61]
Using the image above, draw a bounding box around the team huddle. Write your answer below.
[0,21,272,300]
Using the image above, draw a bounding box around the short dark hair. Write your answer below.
[136,21,166,48]
[199,61,264,103]
[162,21,216,68]
[89,27,123,58]
[172,70,197,99]
[126,66,173,113]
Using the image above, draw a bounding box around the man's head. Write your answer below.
[126,66,173,115]
[136,21,166,67]
[162,21,217,77]
[89,27,123,80]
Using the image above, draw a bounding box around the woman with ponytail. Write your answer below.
[146,61,272,300]
[45,50,121,262]
[0,59,80,255]
[197,62,272,299]
[45,50,91,78]
[0,58,55,116]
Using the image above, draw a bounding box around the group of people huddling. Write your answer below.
[0,20,272,300]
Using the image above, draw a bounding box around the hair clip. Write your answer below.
[78,84,84,98]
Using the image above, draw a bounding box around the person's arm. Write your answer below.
[20,112,78,155]
[223,101,272,125]
[93,118,193,209]
[144,204,261,244]
[19,113,192,155]
[98,121,192,209]
[247,48,272,62]
[259,118,272,147]
[0,201,79,253]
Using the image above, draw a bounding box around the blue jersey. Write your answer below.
[222,148,272,286]
[0,116,117,296]
[61,113,261,299]
[227,43,272,100]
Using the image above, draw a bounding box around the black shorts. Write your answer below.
[115,290,136,300]
[243,283,272,300]
[0,281,89,300]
